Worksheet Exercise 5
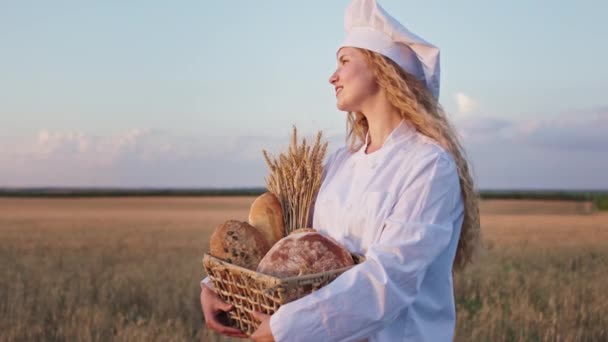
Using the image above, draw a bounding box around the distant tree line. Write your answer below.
[0,188,268,197]
[1,187,607,210]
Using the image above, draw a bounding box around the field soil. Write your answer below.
[1,197,607,341]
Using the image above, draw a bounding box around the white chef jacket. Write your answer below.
[269,119,464,342]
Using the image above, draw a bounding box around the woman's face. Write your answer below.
[329,47,379,112]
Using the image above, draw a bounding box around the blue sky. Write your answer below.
[1,0,607,189]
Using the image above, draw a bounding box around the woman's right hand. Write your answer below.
[200,285,249,339]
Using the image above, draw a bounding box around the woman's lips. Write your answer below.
[335,86,343,95]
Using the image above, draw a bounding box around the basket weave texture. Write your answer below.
[202,253,365,335]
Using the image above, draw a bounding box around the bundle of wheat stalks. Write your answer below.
[263,126,328,234]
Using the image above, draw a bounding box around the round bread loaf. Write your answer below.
[209,220,270,270]
[256,230,354,278]
[248,192,285,247]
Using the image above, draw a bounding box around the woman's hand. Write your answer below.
[200,285,248,339]
[250,311,275,342]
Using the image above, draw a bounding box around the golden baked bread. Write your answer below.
[256,230,354,278]
[248,192,285,247]
[289,227,316,235]
[209,220,270,270]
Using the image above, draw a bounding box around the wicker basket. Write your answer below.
[202,252,365,335]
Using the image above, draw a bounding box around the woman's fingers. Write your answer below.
[225,331,250,339]
[250,310,270,322]
[206,317,247,337]
[202,287,248,338]
[205,310,247,337]
[216,300,232,312]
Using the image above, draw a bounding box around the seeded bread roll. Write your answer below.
[209,220,270,270]
[256,230,354,278]
[248,192,285,247]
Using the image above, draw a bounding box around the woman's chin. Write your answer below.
[336,96,361,112]
[336,100,351,112]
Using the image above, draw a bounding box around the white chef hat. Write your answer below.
[339,0,441,99]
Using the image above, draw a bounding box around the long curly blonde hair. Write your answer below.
[347,48,481,271]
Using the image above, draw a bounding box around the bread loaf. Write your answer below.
[248,192,285,247]
[257,230,354,278]
[209,220,270,270]
[289,227,316,235]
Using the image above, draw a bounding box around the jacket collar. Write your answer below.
[360,118,416,155]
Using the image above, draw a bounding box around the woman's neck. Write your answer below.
[361,97,402,154]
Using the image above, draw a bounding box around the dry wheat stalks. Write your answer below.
[263,126,328,234]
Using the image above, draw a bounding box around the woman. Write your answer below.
[202,0,480,341]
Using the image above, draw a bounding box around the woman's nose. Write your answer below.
[329,70,338,85]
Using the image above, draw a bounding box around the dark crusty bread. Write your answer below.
[248,192,285,247]
[209,220,270,270]
[256,230,354,278]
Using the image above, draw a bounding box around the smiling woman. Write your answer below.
[201,0,480,341]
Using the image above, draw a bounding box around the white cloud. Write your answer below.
[455,92,477,114]
[0,127,338,187]
[513,111,608,151]
[456,109,608,189]
[1,114,607,189]
[454,117,512,142]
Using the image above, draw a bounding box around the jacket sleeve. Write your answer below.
[269,152,462,342]
[200,276,214,291]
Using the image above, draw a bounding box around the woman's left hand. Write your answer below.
[250,311,275,342]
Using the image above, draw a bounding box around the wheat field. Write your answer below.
[1,197,607,341]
